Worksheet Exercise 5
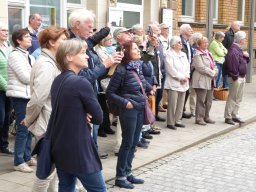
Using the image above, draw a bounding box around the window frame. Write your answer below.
[237,0,245,25]
[181,0,195,22]
[213,0,218,23]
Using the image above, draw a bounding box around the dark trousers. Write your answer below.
[12,98,32,166]
[0,91,12,149]
[98,93,111,132]
[116,108,144,178]
[57,168,106,192]
[183,89,190,112]
[155,77,165,117]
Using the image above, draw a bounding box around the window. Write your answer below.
[30,0,61,29]
[213,0,218,22]
[181,0,195,21]
[108,1,143,28]
[67,0,81,4]
[8,7,24,42]
[237,0,245,22]
[117,0,142,5]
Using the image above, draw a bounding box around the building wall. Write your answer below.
[0,0,8,23]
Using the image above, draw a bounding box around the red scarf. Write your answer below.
[197,48,214,70]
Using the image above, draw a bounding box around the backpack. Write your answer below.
[107,64,126,116]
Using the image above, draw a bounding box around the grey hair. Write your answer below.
[180,24,192,35]
[170,36,181,48]
[56,39,87,72]
[234,31,246,43]
[29,13,41,24]
[0,21,8,30]
[131,24,143,34]
[215,31,225,40]
[68,9,95,29]
[192,32,203,44]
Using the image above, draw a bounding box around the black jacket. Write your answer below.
[180,35,193,65]
[222,28,235,50]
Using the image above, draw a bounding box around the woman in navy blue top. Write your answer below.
[50,39,106,192]
[107,41,153,189]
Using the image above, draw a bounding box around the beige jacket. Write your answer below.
[24,49,60,137]
[164,49,190,92]
[191,50,218,90]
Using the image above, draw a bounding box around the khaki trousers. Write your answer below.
[224,77,245,119]
[189,87,196,114]
[194,88,213,122]
[167,90,186,125]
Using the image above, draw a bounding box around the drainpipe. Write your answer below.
[206,0,213,41]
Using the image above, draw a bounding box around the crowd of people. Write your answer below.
[0,7,249,191]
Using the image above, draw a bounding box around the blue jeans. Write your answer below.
[216,63,229,88]
[0,91,12,149]
[92,124,99,149]
[56,168,107,192]
[116,108,144,178]
[12,98,32,166]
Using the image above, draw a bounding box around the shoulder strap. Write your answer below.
[131,70,146,97]
[46,74,71,138]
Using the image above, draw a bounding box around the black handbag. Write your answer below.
[32,74,70,179]
[131,71,155,125]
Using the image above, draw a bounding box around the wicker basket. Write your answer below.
[213,88,229,101]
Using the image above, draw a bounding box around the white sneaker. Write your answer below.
[26,158,37,166]
[14,162,33,173]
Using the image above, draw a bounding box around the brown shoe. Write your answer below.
[158,105,166,112]
[196,120,207,125]
[204,118,215,124]
[163,104,168,109]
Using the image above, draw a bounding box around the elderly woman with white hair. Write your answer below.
[164,36,190,130]
[209,31,228,88]
[223,31,249,125]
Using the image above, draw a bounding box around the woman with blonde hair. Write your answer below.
[22,26,69,191]
[50,39,106,191]
[191,36,218,125]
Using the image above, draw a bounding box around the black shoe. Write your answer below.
[0,148,14,155]
[98,151,108,159]
[98,130,107,137]
[182,112,192,119]
[225,118,235,125]
[232,118,245,123]
[141,138,150,144]
[142,131,153,139]
[175,123,186,128]
[137,141,148,149]
[147,128,160,135]
[167,125,177,130]
[156,116,166,122]
[105,127,115,134]
[127,175,145,184]
[115,179,134,189]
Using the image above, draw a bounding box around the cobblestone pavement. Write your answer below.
[106,122,256,192]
